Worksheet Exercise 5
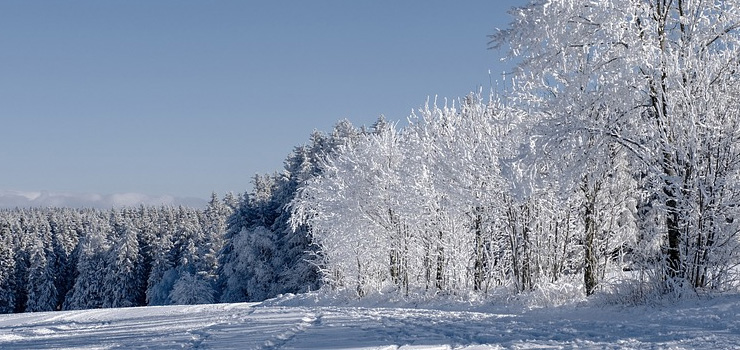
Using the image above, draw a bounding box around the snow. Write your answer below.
[0,294,738,349]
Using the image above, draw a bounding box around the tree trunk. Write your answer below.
[435,228,444,291]
[473,207,485,292]
[663,158,682,280]
[583,196,598,296]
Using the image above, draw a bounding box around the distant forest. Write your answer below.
[0,120,368,313]
[5,0,740,313]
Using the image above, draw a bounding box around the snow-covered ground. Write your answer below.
[0,293,738,349]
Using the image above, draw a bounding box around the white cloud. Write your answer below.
[0,190,207,209]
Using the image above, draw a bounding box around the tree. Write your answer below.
[64,215,111,310]
[25,237,57,312]
[169,271,214,305]
[102,210,144,308]
[0,221,16,313]
[220,226,278,302]
[199,193,231,286]
[493,0,740,292]
[47,209,81,310]
[292,120,406,296]
[145,224,177,306]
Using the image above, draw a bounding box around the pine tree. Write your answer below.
[25,238,57,312]
[64,217,110,310]
[146,208,178,306]
[0,221,16,313]
[199,193,230,285]
[47,209,81,310]
[102,210,143,308]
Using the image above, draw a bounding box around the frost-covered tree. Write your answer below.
[493,0,740,292]
[190,193,231,295]
[293,97,546,297]
[220,226,278,302]
[130,206,158,305]
[25,237,57,312]
[216,192,250,302]
[102,211,144,308]
[146,207,180,306]
[293,120,410,296]
[406,94,519,292]
[0,221,16,313]
[64,217,111,310]
[47,209,81,309]
[169,271,215,305]
[219,121,361,302]
[145,228,177,306]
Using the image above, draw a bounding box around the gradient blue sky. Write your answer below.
[0,1,525,200]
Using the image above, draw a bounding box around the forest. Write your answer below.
[0,121,361,313]
[4,0,740,313]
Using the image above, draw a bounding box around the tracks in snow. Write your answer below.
[0,303,259,350]
[2,299,740,349]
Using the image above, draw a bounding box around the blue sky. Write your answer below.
[0,1,524,202]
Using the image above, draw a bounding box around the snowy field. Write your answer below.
[0,294,738,349]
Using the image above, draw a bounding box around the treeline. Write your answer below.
[218,119,367,302]
[289,0,740,301]
[0,201,231,312]
[0,119,378,313]
[293,92,740,300]
[292,96,644,298]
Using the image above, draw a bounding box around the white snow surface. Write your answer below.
[0,293,738,349]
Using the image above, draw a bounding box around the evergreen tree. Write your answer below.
[0,221,16,313]
[25,238,57,312]
[199,193,231,285]
[221,226,278,302]
[47,209,81,310]
[169,271,214,305]
[64,218,110,310]
[146,208,178,306]
[102,210,144,308]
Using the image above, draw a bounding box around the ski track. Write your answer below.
[0,297,738,349]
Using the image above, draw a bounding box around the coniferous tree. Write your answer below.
[25,237,57,312]
[170,271,214,305]
[102,211,144,308]
[199,193,230,287]
[47,210,80,310]
[0,221,16,313]
[64,217,110,310]
[146,208,178,306]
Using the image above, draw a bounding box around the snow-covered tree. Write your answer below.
[0,221,16,313]
[146,207,180,306]
[102,211,144,308]
[64,216,111,310]
[169,271,215,305]
[198,193,231,285]
[493,0,740,292]
[25,237,57,312]
[220,226,278,302]
[293,119,410,296]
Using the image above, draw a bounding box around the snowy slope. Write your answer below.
[0,294,738,349]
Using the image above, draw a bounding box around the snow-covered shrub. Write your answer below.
[169,272,215,305]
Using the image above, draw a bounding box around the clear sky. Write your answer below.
[0,0,525,202]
